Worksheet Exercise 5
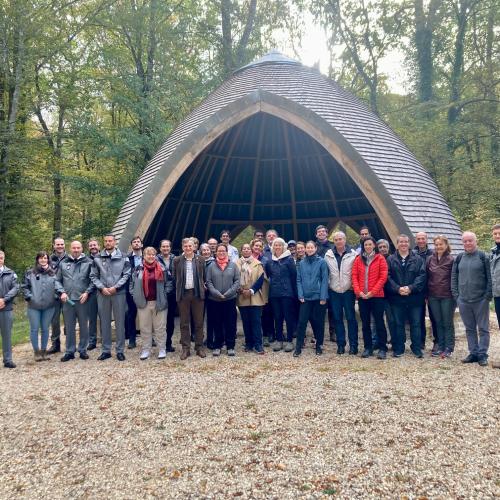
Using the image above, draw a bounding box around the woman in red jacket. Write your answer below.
[352,237,389,359]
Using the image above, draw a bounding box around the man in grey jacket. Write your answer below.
[0,251,19,368]
[56,241,95,362]
[451,231,492,366]
[491,224,500,328]
[90,234,132,361]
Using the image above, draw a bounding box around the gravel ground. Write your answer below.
[0,316,499,499]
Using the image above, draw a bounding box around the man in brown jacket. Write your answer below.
[173,238,206,360]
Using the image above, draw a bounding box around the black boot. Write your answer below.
[47,339,61,354]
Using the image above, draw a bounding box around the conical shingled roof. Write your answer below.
[113,51,462,249]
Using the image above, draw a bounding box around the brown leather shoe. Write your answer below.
[180,349,190,360]
[196,348,206,359]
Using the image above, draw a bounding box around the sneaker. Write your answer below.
[263,337,270,347]
[413,350,424,359]
[227,349,236,357]
[243,345,252,352]
[254,349,265,355]
[272,341,283,352]
[293,349,302,357]
[315,346,323,356]
[284,342,294,353]
[377,350,387,360]
[392,352,403,358]
[462,354,478,363]
[158,349,166,359]
[431,348,442,357]
[441,348,453,358]
[140,350,150,360]
[212,349,221,357]
[361,348,373,358]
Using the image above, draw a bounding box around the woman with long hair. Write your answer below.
[22,251,59,361]
[352,237,389,359]
[427,235,455,357]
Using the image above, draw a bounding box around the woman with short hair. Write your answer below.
[22,252,58,361]
[264,238,297,352]
[237,243,266,354]
[206,244,241,356]
[200,243,215,349]
[427,235,455,357]
[130,247,171,360]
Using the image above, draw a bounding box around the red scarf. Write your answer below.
[142,261,164,299]
[216,255,229,271]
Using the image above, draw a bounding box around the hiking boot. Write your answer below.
[196,348,207,358]
[41,349,50,361]
[180,349,190,361]
[361,348,373,358]
[284,342,294,353]
[34,350,43,362]
[462,354,478,364]
[272,341,283,352]
[140,350,150,360]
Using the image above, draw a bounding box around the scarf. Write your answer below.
[240,256,254,288]
[142,260,164,298]
[216,255,229,271]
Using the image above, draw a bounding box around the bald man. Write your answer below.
[56,241,95,361]
[452,231,492,366]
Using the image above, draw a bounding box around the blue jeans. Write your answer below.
[28,307,55,351]
[270,297,296,342]
[329,290,358,349]
[239,306,263,351]
[391,302,421,355]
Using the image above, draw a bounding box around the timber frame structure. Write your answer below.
[113,51,462,250]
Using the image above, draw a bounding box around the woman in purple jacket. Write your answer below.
[426,235,455,357]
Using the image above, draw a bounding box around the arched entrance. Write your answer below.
[144,111,390,247]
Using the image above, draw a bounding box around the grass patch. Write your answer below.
[0,303,30,350]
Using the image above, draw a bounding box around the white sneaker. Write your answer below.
[158,349,166,359]
[212,349,221,356]
[140,350,150,360]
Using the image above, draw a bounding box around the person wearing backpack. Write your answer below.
[451,231,492,366]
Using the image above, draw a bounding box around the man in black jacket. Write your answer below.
[87,238,100,350]
[47,237,67,354]
[157,239,176,352]
[125,236,143,348]
[386,234,427,358]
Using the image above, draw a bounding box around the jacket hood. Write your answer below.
[272,249,291,261]
[66,253,88,262]
[325,245,355,258]
[99,248,124,258]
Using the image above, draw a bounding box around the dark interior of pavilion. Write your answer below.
[144,112,390,248]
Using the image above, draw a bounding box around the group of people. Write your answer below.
[0,223,499,369]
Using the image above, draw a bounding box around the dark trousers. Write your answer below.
[205,299,217,349]
[239,306,263,351]
[384,301,396,344]
[211,299,237,350]
[296,300,326,349]
[261,301,275,340]
[271,297,296,343]
[359,298,387,351]
[177,290,204,350]
[420,300,437,347]
[166,292,176,348]
[87,292,99,345]
[125,291,138,344]
[329,290,358,349]
[50,300,64,343]
[428,297,455,352]
[495,297,500,329]
[391,302,422,355]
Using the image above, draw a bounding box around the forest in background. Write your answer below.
[1,0,498,273]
